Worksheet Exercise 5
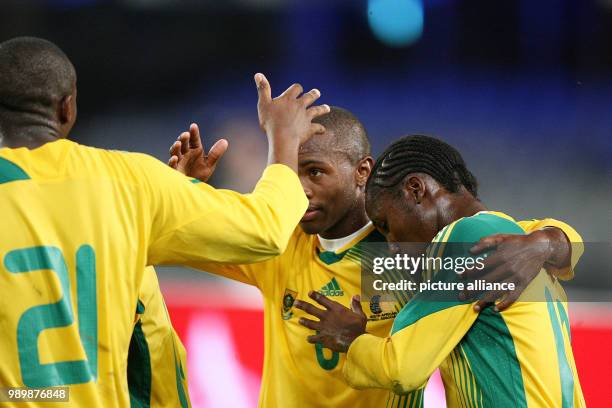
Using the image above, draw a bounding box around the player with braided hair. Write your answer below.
[367,135,478,197]
[296,134,585,407]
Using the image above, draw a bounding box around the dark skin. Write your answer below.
[171,121,375,240]
[2,71,329,178]
[0,87,77,149]
[168,73,330,175]
[297,133,372,239]
[294,173,574,352]
[170,118,572,313]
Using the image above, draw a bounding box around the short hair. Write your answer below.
[366,135,479,198]
[0,37,76,119]
[311,106,371,163]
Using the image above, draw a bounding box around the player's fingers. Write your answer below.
[299,88,321,107]
[473,290,504,312]
[308,290,340,310]
[254,73,272,105]
[169,141,182,159]
[469,234,510,254]
[307,104,331,119]
[179,132,190,155]
[189,123,203,149]
[494,287,522,312]
[293,299,326,319]
[206,139,229,168]
[306,334,324,344]
[310,124,326,136]
[351,295,366,317]
[281,83,303,99]
[168,155,179,169]
[298,317,322,332]
[463,255,504,284]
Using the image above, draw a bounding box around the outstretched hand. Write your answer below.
[294,291,367,353]
[168,123,228,182]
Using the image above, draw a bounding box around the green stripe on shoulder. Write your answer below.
[391,212,525,335]
[0,157,30,184]
[446,213,525,245]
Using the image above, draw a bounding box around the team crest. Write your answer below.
[369,295,383,315]
[282,289,298,320]
[367,294,398,321]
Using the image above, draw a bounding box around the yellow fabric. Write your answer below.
[188,214,583,407]
[198,225,403,407]
[0,139,306,407]
[517,218,584,280]
[134,266,191,408]
[343,212,585,408]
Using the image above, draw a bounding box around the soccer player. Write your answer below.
[168,109,583,407]
[295,135,585,407]
[0,36,330,406]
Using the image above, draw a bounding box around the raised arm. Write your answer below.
[144,74,329,266]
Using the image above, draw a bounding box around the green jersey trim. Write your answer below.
[128,318,152,407]
[0,157,30,184]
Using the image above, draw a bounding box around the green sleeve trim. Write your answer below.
[0,157,30,184]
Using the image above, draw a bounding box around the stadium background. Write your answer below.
[1,0,611,406]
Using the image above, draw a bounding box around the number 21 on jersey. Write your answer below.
[4,245,97,387]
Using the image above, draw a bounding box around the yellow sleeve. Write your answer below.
[518,218,584,280]
[343,303,477,394]
[192,260,271,288]
[133,154,308,266]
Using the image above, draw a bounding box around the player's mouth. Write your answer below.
[301,206,323,222]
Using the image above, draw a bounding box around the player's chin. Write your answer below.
[299,218,326,235]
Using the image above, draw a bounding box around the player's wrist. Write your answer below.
[267,136,299,172]
[538,227,571,269]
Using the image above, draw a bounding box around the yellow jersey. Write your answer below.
[344,212,585,408]
[0,138,307,407]
[187,213,582,408]
[128,266,191,408]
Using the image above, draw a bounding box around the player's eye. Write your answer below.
[309,168,323,177]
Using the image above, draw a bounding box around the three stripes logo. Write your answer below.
[319,277,344,297]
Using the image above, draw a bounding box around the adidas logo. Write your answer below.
[319,277,344,297]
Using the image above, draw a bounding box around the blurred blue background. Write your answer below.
[1,0,610,289]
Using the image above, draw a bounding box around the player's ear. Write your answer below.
[58,88,77,138]
[402,175,425,205]
[59,94,75,125]
[355,156,374,187]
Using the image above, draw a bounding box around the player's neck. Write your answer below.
[0,124,63,149]
[436,194,486,232]
[319,204,370,240]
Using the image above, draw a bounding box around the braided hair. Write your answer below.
[366,135,478,198]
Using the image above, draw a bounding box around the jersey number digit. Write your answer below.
[315,331,339,370]
[545,287,574,408]
[5,245,98,387]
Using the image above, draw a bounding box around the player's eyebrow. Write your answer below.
[298,159,328,166]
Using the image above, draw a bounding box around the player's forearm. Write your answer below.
[147,162,306,265]
[536,227,571,271]
[520,218,584,280]
[343,333,430,395]
[266,134,300,173]
[343,334,398,391]
[249,163,307,253]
